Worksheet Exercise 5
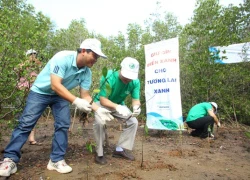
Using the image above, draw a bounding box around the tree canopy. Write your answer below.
[1,0,250,125]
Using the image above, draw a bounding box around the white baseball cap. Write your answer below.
[120,57,139,80]
[26,49,37,56]
[80,38,107,59]
[210,102,218,113]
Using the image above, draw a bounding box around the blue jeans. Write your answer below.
[4,90,70,163]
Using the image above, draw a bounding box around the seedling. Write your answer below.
[141,123,149,168]
[245,131,250,139]
[86,140,96,153]
[207,124,212,145]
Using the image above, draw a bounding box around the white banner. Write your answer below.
[144,37,184,130]
[209,42,250,64]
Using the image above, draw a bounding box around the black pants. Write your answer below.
[186,116,214,138]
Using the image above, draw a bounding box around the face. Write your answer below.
[77,49,99,68]
[213,107,216,113]
[119,72,132,84]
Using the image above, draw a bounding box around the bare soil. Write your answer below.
[1,115,250,180]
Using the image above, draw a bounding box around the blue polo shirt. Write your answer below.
[31,51,92,95]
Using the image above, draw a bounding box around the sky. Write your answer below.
[26,0,243,37]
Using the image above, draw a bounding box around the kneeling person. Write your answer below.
[186,102,220,139]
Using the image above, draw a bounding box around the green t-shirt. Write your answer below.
[186,102,213,122]
[94,70,140,105]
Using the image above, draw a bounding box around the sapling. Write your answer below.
[207,124,212,145]
[178,124,183,152]
[245,131,250,139]
[85,140,96,153]
[141,123,149,168]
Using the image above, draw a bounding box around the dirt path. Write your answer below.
[0,117,250,180]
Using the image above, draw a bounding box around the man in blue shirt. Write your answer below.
[0,39,113,177]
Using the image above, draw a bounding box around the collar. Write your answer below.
[72,52,87,72]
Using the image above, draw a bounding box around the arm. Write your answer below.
[208,109,220,124]
[50,74,76,103]
[81,89,114,123]
[132,99,140,107]
[99,96,118,110]
[51,74,92,113]
[80,88,99,111]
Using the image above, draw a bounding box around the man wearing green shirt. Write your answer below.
[186,102,220,139]
[93,57,141,165]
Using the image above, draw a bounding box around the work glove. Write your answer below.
[217,121,221,127]
[132,105,141,117]
[96,107,114,125]
[115,105,130,116]
[72,97,92,113]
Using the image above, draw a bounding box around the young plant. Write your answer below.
[85,140,96,153]
[141,123,149,168]
[207,124,212,145]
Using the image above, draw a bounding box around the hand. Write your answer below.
[132,105,141,117]
[217,121,221,127]
[115,105,130,116]
[72,97,92,113]
[96,107,114,125]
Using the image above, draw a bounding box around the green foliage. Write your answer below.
[1,0,250,127]
[86,140,96,153]
[180,0,250,124]
[0,0,53,119]
[245,131,250,139]
[49,19,90,53]
[144,124,149,136]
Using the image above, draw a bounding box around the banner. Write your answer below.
[144,37,184,130]
[209,42,250,64]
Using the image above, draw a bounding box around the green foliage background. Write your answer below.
[1,0,250,125]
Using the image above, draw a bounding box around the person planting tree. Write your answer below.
[93,57,141,165]
[186,102,220,139]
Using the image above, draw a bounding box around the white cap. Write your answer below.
[120,57,139,80]
[26,49,37,56]
[80,38,107,59]
[210,102,218,113]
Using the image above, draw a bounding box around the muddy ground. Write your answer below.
[0,115,250,180]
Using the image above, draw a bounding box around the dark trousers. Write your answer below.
[186,116,214,138]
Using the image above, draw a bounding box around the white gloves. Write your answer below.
[115,105,131,116]
[132,105,141,117]
[72,97,92,113]
[217,121,221,127]
[96,107,114,125]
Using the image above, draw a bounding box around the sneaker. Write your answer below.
[0,158,17,177]
[47,159,72,174]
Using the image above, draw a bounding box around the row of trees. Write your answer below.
[0,0,250,125]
